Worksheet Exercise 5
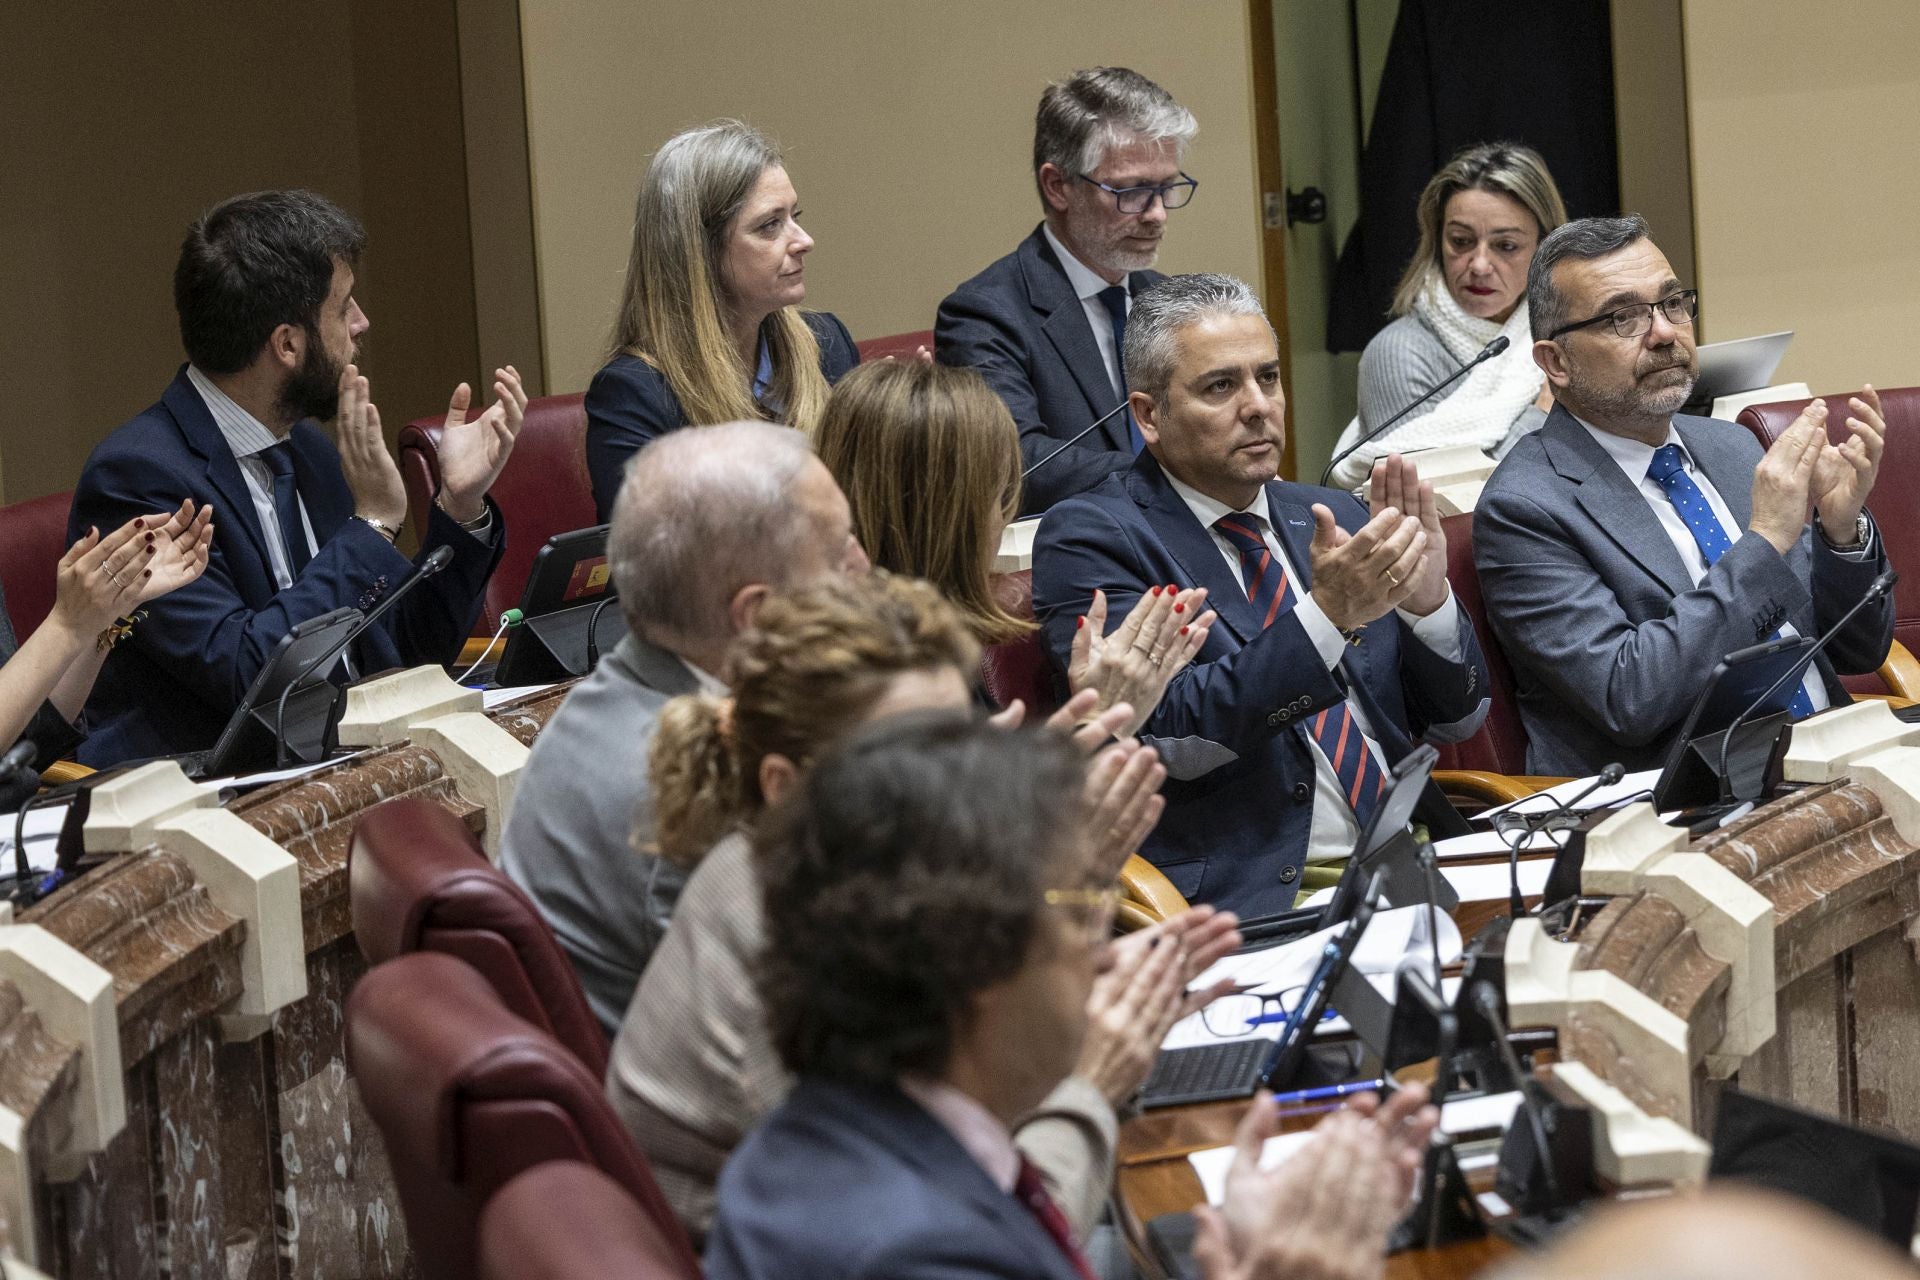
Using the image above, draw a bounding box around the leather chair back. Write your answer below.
[349,797,609,1078]
[480,1161,700,1280]
[400,394,595,630]
[0,490,74,640]
[854,329,934,363]
[980,569,1060,715]
[347,951,699,1280]
[1736,388,1920,692]
[1433,512,1530,774]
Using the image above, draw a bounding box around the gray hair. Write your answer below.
[1123,273,1273,404]
[609,421,818,648]
[1032,67,1196,203]
[1528,214,1651,340]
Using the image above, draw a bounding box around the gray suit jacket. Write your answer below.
[1474,407,1893,775]
[499,632,701,1032]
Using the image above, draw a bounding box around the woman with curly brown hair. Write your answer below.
[608,571,1237,1247]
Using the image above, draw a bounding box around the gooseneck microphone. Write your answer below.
[1021,400,1134,481]
[1495,763,1625,918]
[1713,567,1898,798]
[271,545,458,766]
[4,739,43,901]
[1318,335,1512,488]
[1469,981,1562,1207]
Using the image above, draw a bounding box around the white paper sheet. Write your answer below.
[198,748,376,793]
[483,684,557,710]
[1436,858,1553,904]
[1431,827,1566,862]
[1186,1090,1523,1205]
[0,801,75,874]
[1478,768,1662,822]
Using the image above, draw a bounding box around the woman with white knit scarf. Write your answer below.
[1330,142,1569,491]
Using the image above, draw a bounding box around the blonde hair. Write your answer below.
[646,573,981,868]
[815,361,1032,647]
[1390,142,1569,318]
[607,120,831,432]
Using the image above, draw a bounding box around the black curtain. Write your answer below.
[1326,0,1621,353]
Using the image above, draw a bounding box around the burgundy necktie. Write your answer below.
[1013,1157,1099,1280]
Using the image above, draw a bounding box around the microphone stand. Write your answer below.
[1020,401,1133,481]
[1494,763,1625,919]
[2,739,43,904]
[271,545,457,767]
[1318,336,1511,488]
[1713,567,1897,801]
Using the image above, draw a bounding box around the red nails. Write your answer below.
[133,518,144,529]
[145,532,155,543]
[1174,603,1185,613]
[1180,625,1190,636]
[1166,584,1177,593]
[142,569,152,579]
[144,545,155,555]
[1150,585,1161,596]
[1076,615,1085,629]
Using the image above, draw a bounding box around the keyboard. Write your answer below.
[1139,1039,1272,1109]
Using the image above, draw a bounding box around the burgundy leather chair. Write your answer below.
[349,797,608,1078]
[400,394,595,632]
[347,951,700,1280]
[480,1161,700,1280]
[0,490,74,640]
[1432,512,1531,776]
[1735,388,1920,696]
[854,328,934,363]
[979,569,1060,714]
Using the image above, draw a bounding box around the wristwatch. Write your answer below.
[1817,511,1870,551]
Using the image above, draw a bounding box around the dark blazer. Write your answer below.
[584,310,859,522]
[1033,452,1488,917]
[937,225,1160,515]
[0,584,83,771]
[68,367,504,765]
[1474,406,1893,776]
[707,1077,1085,1280]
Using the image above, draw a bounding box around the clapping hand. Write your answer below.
[436,366,528,522]
[1074,906,1243,1106]
[53,500,214,636]
[1069,586,1215,736]
[1748,403,1826,554]
[1307,502,1426,633]
[1811,384,1885,541]
[1368,454,1449,617]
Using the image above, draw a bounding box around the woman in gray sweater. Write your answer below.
[1331,143,1568,490]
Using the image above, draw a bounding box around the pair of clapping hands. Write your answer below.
[1311,454,1451,634]
[1748,387,1885,554]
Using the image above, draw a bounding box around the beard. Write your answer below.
[277,331,348,424]
[1565,353,1697,424]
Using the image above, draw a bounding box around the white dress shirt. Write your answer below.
[1574,417,1870,715]
[1164,473,1463,864]
[899,1076,1019,1193]
[187,365,317,591]
[1042,224,1128,402]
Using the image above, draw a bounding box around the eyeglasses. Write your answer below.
[1076,172,1199,214]
[1043,886,1121,932]
[1197,985,1337,1039]
[1548,289,1699,340]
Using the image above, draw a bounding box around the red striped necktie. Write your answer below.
[1212,513,1385,826]
[1013,1158,1098,1280]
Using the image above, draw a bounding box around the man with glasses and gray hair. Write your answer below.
[1474,214,1893,776]
[938,67,1199,514]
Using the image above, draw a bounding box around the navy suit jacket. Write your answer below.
[1034,452,1488,917]
[69,368,504,765]
[584,309,859,522]
[707,1077,1085,1280]
[1474,406,1893,776]
[937,226,1160,515]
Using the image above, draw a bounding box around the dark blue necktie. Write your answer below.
[1646,443,1815,719]
[259,441,312,576]
[1213,514,1384,825]
[1095,285,1144,454]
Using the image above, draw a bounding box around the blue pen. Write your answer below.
[1244,1006,1339,1028]
[1267,1078,1390,1107]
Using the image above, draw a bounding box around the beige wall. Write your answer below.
[1680,0,1920,390]
[517,0,1264,393]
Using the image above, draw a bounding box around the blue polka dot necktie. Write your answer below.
[1213,514,1385,825]
[1095,285,1144,454]
[1646,443,1814,719]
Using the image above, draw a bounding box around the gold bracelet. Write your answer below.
[96,610,147,653]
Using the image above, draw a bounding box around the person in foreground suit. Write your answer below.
[1034,274,1489,917]
[611,573,1215,1248]
[70,190,519,765]
[708,712,1438,1280]
[938,67,1199,514]
[1474,215,1892,776]
[499,421,870,1032]
[585,119,860,521]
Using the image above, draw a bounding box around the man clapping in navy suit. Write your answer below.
[1034,274,1488,917]
[70,190,518,763]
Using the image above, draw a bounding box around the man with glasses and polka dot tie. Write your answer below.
[1032,273,1491,919]
[1475,214,1893,778]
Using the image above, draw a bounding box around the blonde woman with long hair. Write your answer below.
[1328,142,1569,489]
[816,359,1217,735]
[585,120,860,520]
